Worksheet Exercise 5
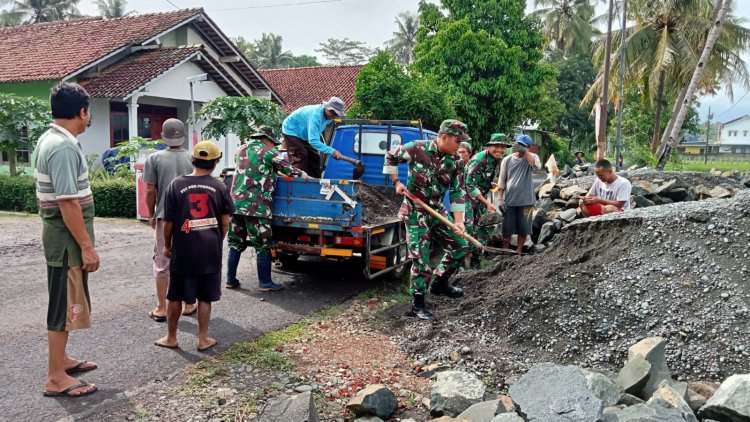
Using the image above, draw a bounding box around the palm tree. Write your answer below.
[386,11,419,65]
[584,0,750,153]
[254,33,296,69]
[0,0,81,23]
[531,0,599,55]
[0,9,23,26]
[95,0,133,18]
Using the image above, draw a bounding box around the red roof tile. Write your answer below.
[0,9,202,83]
[259,65,363,113]
[78,46,202,98]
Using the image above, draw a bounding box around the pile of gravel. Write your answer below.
[381,191,750,388]
[357,183,402,226]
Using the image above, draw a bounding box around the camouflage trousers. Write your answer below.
[228,215,272,256]
[464,202,493,259]
[402,210,468,296]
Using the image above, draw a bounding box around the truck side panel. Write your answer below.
[272,178,362,230]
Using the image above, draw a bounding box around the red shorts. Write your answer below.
[585,203,624,216]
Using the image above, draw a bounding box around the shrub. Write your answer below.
[0,176,136,217]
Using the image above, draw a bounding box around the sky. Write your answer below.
[73,0,750,124]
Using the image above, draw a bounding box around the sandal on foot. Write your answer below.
[43,382,97,398]
[182,308,197,317]
[148,311,166,322]
[65,360,98,375]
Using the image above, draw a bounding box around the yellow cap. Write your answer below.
[192,141,222,160]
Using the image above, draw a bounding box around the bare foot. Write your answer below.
[197,337,217,352]
[154,336,179,349]
[182,304,197,316]
[45,374,96,396]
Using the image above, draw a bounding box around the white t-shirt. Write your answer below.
[588,176,632,210]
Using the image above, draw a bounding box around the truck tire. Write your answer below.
[278,253,299,267]
[385,241,410,280]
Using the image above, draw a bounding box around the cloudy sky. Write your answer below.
[74,0,750,123]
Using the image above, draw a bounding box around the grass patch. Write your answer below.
[666,160,750,173]
[356,282,411,303]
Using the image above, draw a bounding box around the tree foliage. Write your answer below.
[95,0,134,18]
[316,38,374,65]
[233,34,321,69]
[385,11,419,65]
[0,93,51,176]
[349,51,455,132]
[0,0,81,24]
[531,0,598,55]
[548,51,597,150]
[413,0,556,144]
[196,96,286,143]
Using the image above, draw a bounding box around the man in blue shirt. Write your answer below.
[282,97,345,178]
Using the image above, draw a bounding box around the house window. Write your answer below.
[744,131,748,137]
[111,112,129,147]
[353,132,403,155]
[0,149,29,164]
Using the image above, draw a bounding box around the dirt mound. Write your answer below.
[357,183,402,226]
[380,191,750,388]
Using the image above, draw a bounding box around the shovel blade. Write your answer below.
[353,163,365,180]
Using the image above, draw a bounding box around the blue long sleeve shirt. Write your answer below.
[281,104,335,155]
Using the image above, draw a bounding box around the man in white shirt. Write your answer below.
[579,159,632,217]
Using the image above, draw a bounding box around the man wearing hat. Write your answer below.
[497,133,541,254]
[384,119,470,321]
[574,151,587,166]
[463,133,511,268]
[282,97,346,178]
[143,118,195,322]
[157,141,234,352]
[226,126,306,291]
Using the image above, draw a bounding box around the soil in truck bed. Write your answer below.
[357,183,403,226]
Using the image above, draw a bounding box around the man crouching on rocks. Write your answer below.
[384,119,470,322]
[579,159,632,217]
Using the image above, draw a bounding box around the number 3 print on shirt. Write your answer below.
[189,193,209,218]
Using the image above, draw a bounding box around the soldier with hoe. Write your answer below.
[384,119,470,322]
[464,133,511,268]
[226,126,305,291]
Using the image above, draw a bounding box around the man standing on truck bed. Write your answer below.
[464,133,510,268]
[384,119,470,322]
[227,126,306,291]
[282,97,346,178]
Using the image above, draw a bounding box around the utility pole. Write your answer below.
[597,0,616,160]
[704,107,713,164]
[615,0,628,170]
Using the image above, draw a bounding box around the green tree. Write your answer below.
[0,0,81,23]
[316,38,374,65]
[549,51,597,150]
[0,93,51,176]
[95,0,133,18]
[289,54,321,67]
[233,36,257,63]
[253,33,296,69]
[386,11,419,65]
[413,0,556,144]
[531,0,598,55]
[0,9,22,26]
[195,96,286,143]
[348,51,455,132]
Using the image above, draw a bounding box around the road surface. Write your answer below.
[0,214,380,422]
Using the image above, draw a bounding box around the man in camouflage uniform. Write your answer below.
[227,126,305,291]
[464,133,511,268]
[384,119,470,321]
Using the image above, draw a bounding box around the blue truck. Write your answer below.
[224,119,437,280]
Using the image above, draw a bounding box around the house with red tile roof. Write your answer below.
[259,65,363,114]
[0,8,280,169]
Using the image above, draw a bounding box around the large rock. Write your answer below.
[617,355,651,395]
[661,188,689,202]
[627,337,672,398]
[538,182,555,198]
[652,179,677,195]
[631,180,654,194]
[647,380,697,422]
[689,381,720,400]
[708,186,732,199]
[631,185,650,197]
[698,374,750,421]
[347,384,398,420]
[538,222,556,245]
[558,208,578,223]
[509,363,603,421]
[257,391,320,422]
[601,403,687,421]
[457,400,499,422]
[431,371,486,417]
[693,184,713,199]
[490,414,524,422]
[686,389,707,413]
[584,370,623,406]
[633,195,656,208]
[560,185,588,200]
[353,417,384,422]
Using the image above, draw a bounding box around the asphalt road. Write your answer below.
[0,215,381,422]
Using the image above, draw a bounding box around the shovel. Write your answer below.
[338,154,366,180]
[402,189,518,256]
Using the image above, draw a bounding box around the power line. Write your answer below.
[210,0,343,12]
[164,0,180,9]
[715,89,750,119]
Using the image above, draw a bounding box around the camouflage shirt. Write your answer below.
[464,150,500,205]
[231,140,300,218]
[384,140,466,215]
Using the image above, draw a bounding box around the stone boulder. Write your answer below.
[427,416,470,422]
[558,208,578,223]
[632,195,656,209]
[353,417,384,422]
[560,185,588,200]
[647,380,697,422]
[457,400,499,422]
[698,374,750,421]
[617,355,651,395]
[661,188,689,202]
[708,186,732,199]
[583,369,623,407]
[257,391,320,422]
[602,403,687,421]
[509,363,603,421]
[490,414,524,422]
[627,337,672,398]
[431,371,486,417]
[347,384,398,420]
[538,222,556,245]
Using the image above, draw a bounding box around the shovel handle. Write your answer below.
[402,189,486,250]
[338,154,361,166]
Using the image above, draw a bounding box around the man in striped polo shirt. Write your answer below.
[35,82,99,398]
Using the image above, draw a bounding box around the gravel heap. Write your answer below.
[357,183,402,226]
[382,191,750,390]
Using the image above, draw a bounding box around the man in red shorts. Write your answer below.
[579,159,632,217]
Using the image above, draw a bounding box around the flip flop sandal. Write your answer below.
[182,308,197,316]
[43,382,97,398]
[65,361,98,375]
[225,282,241,289]
[149,311,166,322]
[154,340,179,349]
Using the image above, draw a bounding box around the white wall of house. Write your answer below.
[78,98,111,163]
[142,61,227,102]
[185,27,256,95]
[719,116,750,146]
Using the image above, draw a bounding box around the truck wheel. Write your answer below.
[278,253,299,267]
[385,242,410,280]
